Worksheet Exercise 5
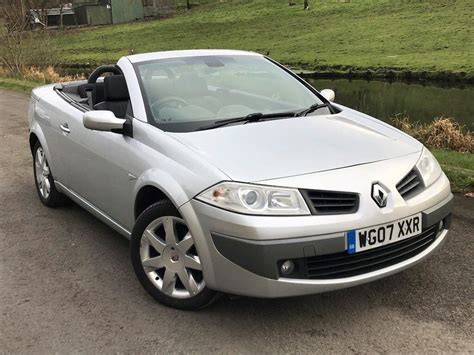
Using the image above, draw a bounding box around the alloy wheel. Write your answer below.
[139,216,205,299]
[35,147,51,200]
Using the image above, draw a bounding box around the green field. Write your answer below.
[53,0,473,79]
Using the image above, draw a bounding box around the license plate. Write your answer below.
[347,213,422,254]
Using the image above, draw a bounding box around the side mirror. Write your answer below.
[320,89,335,102]
[83,110,126,132]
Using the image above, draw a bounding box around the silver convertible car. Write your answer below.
[29,50,453,309]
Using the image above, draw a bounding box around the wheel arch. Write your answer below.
[134,185,170,220]
[133,169,192,221]
[29,132,39,155]
[28,125,54,171]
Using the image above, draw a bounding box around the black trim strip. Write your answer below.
[54,86,89,113]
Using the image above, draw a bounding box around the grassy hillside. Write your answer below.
[54,0,473,78]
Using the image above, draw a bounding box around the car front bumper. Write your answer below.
[179,157,453,298]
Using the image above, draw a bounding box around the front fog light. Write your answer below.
[280,260,295,276]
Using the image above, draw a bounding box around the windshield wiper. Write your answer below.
[198,111,296,131]
[295,102,333,117]
[198,102,334,131]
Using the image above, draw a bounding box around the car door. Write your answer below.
[57,61,151,230]
[62,115,141,230]
[54,90,139,229]
[34,91,80,184]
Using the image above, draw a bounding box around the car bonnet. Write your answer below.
[169,110,422,182]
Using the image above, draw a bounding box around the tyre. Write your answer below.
[130,200,219,310]
[33,142,68,207]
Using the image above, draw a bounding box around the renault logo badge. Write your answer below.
[372,183,388,208]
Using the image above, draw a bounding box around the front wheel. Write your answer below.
[130,200,219,310]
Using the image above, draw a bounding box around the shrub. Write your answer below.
[391,116,473,153]
[21,66,84,84]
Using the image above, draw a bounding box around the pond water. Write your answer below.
[305,78,474,129]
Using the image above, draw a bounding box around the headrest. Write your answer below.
[104,75,129,101]
[78,82,104,99]
[175,73,208,97]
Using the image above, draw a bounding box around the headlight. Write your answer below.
[196,182,311,215]
[416,147,442,187]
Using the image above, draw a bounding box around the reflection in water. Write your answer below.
[305,78,474,129]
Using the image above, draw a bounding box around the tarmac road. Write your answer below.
[0,89,473,353]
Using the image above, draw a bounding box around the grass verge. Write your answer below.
[0,77,41,93]
[432,149,473,193]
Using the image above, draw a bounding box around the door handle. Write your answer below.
[60,123,71,134]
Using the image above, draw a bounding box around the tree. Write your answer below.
[58,1,64,29]
[0,0,59,76]
[0,0,31,75]
[304,0,309,10]
[24,0,54,27]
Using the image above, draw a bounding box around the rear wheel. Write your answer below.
[130,200,219,310]
[33,142,68,207]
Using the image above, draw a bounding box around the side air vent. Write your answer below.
[300,190,359,215]
[396,169,424,199]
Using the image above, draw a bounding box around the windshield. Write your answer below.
[135,55,323,132]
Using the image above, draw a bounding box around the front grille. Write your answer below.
[300,190,359,215]
[397,169,424,199]
[304,224,438,279]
